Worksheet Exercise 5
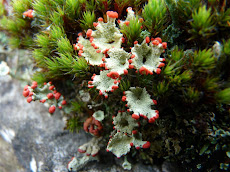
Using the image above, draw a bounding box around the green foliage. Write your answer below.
[65,115,82,132]
[80,11,96,30]
[65,0,81,19]
[183,87,200,103]
[12,0,33,14]
[193,49,215,72]
[57,37,73,54]
[156,81,169,95]
[216,88,230,104]
[189,5,215,39]
[31,72,48,85]
[142,0,167,36]
[120,17,142,46]
[223,39,230,55]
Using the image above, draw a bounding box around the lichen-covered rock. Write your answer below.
[75,36,104,66]
[22,81,67,114]
[113,112,139,134]
[124,87,159,123]
[105,48,131,75]
[90,11,123,51]
[78,137,102,157]
[131,38,166,75]
[88,70,119,98]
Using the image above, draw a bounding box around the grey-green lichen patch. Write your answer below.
[91,14,122,51]
[93,110,104,122]
[125,87,158,121]
[91,70,119,97]
[113,112,138,134]
[107,132,132,158]
[131,39,165,73]
[77,36,104,65]
[106,48,131,75]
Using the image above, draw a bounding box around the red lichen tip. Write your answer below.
[152,99,157,105]
[96,49,101,53]
[88,81,93,85]
[155,37,162,43]
[106,11,118,18]
[98,17,103,22]
[112,85,119,90]
[62,100,67,105]
[134,41,138,44]
[155,113,159,119]
[132,130,138,134]
[32,81,37,86]
[139,66,152,75]
[40,99,46,103]
[128,59,132,64]
[122,96,126,102]
[124,21,130,26]
[121,37,125,43]
[24,85,29,91]
[149,117,155,123]
[158,63,165,68]
[86,29,93,37]
[130,142,134,147]
[29,92,33,96]
[49,85,55,90]
[27,96,33,103]
[152,40,160,45]
[47,93,54,99]
[156,68,161,74]
[107,71,119,79]
[139,18,144,23]
[23,9,34,18]
[145,37,150,43]
[93,22,98,27]
[142,141,151,149]
[49,106,56,114]
[162,42,167,49]
[136,146,140,150]
[123,69,128,75]
[129,64,134,69]
[90,37,94,43]
[130,54,135,59]
[78,148,86,153]
[92,153,98,157]
[23,90,30,97]
[31,82,37,89]
[54,92,61,100]
[132,114,140,120]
